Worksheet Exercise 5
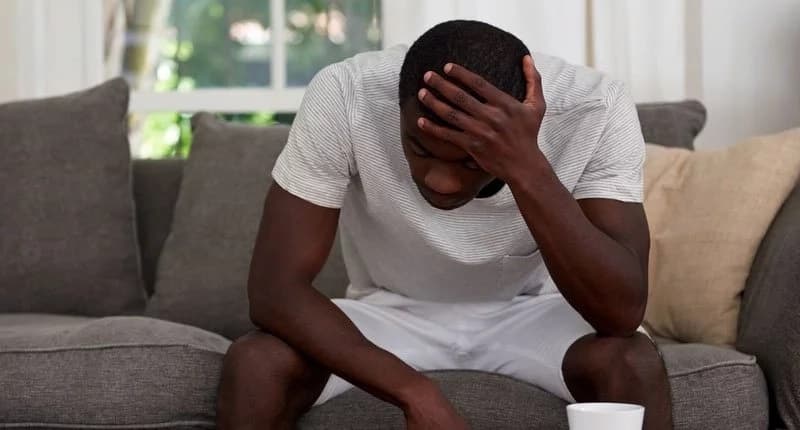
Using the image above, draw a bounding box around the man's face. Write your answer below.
[399,100,496,210]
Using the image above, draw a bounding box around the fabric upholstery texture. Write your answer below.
[643,129,800,345]
[0,78,146,316]
[146,113,289,339]
[739,180,800,429]
[300,343,767,430]
[133,158,185,295]
[0,314,230,428]
[636,100,706,150]
[0,314,764,430]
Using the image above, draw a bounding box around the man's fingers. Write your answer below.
[443,63,517,108]
[417,87,491,139]
[422,71,492,122]
[416,117,481,155]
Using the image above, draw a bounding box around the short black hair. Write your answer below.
[399,20,531,106]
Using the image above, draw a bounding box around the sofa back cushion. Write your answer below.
[636,100,706,149]
[0,78,146,316]
[145,113,284,338]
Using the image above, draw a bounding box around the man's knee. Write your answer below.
[563,333,663,390]
[222,331,308,386]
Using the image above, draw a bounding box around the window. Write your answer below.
[103,0,382,157]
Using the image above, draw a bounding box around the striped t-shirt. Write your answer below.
[272,45,645,302]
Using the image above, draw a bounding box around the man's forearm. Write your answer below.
[248,282,435,408]
[507,152,646,336]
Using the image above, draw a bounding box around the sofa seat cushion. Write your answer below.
[663,343,768,429]
[0,314,230,429]
[301,343,768,430]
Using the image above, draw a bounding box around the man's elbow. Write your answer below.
[596,281,647,337]
[595,314,644,337]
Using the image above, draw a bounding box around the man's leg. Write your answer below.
[216,330,330,430]
[562,333,673,430]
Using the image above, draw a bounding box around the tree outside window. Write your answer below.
[104,0,381,158]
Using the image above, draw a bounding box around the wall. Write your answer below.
[697,0,800,148]
[0,1,19,103]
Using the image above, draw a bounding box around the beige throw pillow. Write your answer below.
[643,128,800,345]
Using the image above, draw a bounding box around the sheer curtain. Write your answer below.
[589,0,700,102]
[380,0,696,101]
[381,0,588,66]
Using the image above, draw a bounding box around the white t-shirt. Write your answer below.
[272,45,645,303]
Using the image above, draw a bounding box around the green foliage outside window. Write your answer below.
[124,0,380,158]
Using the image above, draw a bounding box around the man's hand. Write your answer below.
[401,380,470,430]
[416,55,546,187]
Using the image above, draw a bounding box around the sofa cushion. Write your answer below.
[0,313,765,429]
[662,343,768,429]
[636,100,706,150]
[643,129,800,345]
[146,113,289,339]
[0,314,229,429]
[301,343,767,430]
[0,78,146,316]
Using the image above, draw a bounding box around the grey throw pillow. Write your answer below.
[0,78,146,315]
[636,100,707,150]
[146,113,289,339]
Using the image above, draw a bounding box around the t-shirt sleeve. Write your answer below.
[271,63,356,209]
[572,81,645,203]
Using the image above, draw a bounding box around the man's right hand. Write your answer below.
[401,381,470,430]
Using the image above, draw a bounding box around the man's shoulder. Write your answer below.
[535,53,623,114]
[322,45,407,105]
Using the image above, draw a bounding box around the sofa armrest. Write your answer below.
[737,181,800,429]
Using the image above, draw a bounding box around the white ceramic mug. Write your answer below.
[567,402,645,430]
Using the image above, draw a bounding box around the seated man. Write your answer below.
[217,20,672,430]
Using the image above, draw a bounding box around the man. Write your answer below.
[217,20,672,430]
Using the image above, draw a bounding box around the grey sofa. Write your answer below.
[1,99,798,429]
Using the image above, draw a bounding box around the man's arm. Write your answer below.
[247,184,435,407]
[508,160,649,336]
[413,57,648,336]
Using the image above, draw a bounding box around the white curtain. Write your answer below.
[589,0,697,102]
[381,0,588,66]
[380,0,695,102]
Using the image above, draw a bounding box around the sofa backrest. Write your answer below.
[132,158,351,299]
[133,159,184,295]
[132,100,711,298]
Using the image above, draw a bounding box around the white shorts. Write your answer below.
[313,290,642,406]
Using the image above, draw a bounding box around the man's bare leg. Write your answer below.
[563,333,673,430]
[217,331,330,430]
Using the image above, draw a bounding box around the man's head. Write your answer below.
[399,20,530,210]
